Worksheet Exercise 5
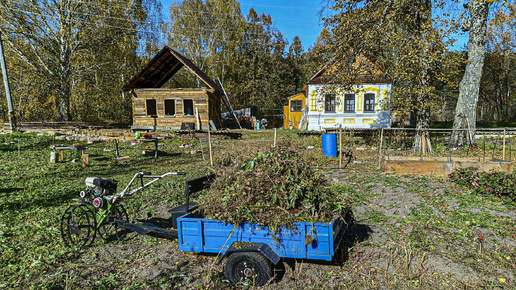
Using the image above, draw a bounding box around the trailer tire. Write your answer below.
[224,252,272,286]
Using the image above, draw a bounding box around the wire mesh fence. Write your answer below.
[378,128,516,163]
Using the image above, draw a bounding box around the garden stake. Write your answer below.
[378,128,384,168]
[483,137,486,162]
[405,131,408,156]
[419,130,423,160]
[503,128,506,160]
[466,138,470,157]
[208,125,213,166]
[448,131,453,162]
[422,130,426,157]
[339,126,343,169]
[492,141,496,161]
[509,134,512,162]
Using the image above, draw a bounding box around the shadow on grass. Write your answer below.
[0,188,79,212]
[283,223,372,272]
[0,187,24,194]
[344,223,373,244]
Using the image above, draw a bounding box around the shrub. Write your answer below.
[449,168,516,201]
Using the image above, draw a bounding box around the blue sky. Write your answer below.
[159,0,326,50]
[159,0,468,51]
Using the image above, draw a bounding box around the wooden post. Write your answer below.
[378,128,384,168]
[50,152,57,164]
[503,128,506,160]
[422,131,426,156]
[199,138,205,161]
[273,128,277,147]
[60,150,64,162]
[351,130,355,148]
[82,154,89,168]
[208,124,213,166]
[339,126,343,169]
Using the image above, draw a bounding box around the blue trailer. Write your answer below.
[177,212,350,286]
[61,172,352,286]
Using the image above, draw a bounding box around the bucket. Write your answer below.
[322,133,338,157]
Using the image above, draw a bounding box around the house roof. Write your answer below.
[307,55,392,85]
[287,92,305,100]
[123,46,223,93]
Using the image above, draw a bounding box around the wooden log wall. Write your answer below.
[132,88,221,129]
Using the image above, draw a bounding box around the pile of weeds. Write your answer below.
[449,168,516,201]
[199,141,352,229]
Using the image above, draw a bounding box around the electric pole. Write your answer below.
[0,30,17,132]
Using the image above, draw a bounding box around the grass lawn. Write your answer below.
[0,130,514,289]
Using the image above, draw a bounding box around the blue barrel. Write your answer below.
[322,133,338,157]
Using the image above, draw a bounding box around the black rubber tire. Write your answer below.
[60,204,96,248]
[224,252,272,287]
[98,205,129,241]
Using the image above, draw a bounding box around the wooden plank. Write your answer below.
[383,158,514,175]
[82,154,89,168]
[115,156,131,163]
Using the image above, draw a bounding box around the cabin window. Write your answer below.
[364,93,375,112]
[146,99,157,116]
[183,99,194,116]
[164,99,175,116]
[344,94,355,112]
[291,100,303,112]
[324,94,336,113]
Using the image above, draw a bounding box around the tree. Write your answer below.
[324,0,451,153]
[286,36,306,93]
[451,0,493,145]
[167,0,245,88]
[477,2,515,123]
[166,3,306,122]
[0,0,162,122]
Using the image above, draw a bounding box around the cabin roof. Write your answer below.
[123,46,223,93]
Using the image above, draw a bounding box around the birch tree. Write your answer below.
[451,0,493,145]
[167,0,245,88]
[0,0,162,122]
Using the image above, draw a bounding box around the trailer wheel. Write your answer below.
[224,252,272,286]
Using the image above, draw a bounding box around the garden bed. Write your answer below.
[381,156,514,175]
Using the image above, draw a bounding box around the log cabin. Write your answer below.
[124,46,223,130]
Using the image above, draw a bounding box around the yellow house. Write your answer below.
[283,93,306,129]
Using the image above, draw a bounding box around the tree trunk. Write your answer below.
[57,53,72,121]
[413,101,433,154]
[452,1,490,146]
[412,0,433,154]
[57,8,73,122]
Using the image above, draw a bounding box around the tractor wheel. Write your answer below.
[224,252,272,287]
[60,204,96,248]
[98,205,129,242]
